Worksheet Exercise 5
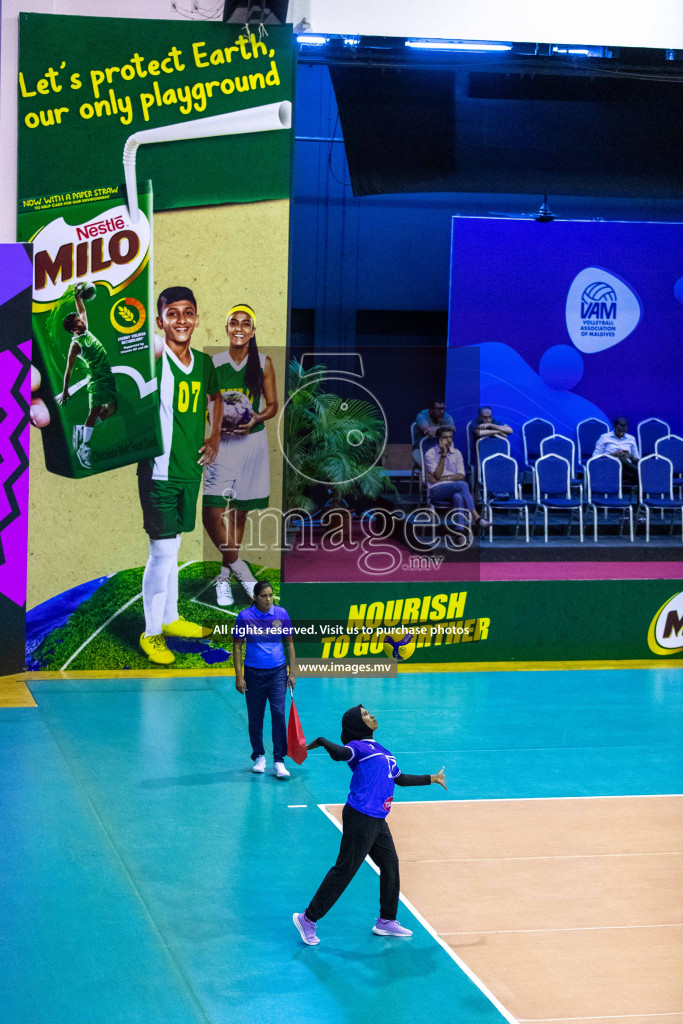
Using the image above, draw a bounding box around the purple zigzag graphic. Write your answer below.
[0,340,31,606]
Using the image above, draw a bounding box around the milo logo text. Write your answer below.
[30,203,151,304]
[35,231,140,290]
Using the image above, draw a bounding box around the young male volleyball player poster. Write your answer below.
[17,13,292,672]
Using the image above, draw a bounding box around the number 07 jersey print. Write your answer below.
[345,739,403,819]
[143,345,219,482]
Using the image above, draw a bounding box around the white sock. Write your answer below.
[83,426,94,443]
[142,537,178,636]
[219,565,232,580]
[231,557,256,582]
[162,535,183,626]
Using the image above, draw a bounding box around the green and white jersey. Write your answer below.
[144,345,219,482]
[213,350,266,434]
[76,330,114,388]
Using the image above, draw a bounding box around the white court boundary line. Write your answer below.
[519,1013,683,1022]
[415,851,683,863]
[317,803,520,1024]
[383,794,683,805]
[441,922,683,936]
[60,561,195,671]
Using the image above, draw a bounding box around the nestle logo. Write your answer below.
[76,215,125,241]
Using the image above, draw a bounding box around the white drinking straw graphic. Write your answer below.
[122,99,292,221]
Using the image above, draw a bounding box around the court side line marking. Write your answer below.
[382,795,683,805]
[416,852,682,863]
[60,561,195,671]
[518,1012,683,1022]
[441,923,683,935]
[317,803,520,1024]
[288,804,307,808]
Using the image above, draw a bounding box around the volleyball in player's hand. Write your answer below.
[382,630,416,662]
[221,391,254,436]
[74,281,96,301]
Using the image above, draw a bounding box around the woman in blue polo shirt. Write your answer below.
[293,704,446,945]
[232,580,296,779]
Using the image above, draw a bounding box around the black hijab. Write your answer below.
[341,705,374,745]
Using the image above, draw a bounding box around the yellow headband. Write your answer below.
[226,304,256,326]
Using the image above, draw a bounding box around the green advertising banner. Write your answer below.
[17,15,293,210]
[279,580,683,664]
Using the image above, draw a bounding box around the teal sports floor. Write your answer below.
[2,667,682,1024]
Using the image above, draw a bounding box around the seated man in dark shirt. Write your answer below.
[412,399,455,465]
[473,406,513,441]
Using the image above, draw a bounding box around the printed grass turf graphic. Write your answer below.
[30,561,279,671]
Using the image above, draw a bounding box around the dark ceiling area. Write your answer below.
[324,44,683,199]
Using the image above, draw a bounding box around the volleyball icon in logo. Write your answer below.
[382,630,416,662]
[581,281,617,309]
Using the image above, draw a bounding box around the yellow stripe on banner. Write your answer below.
[0,677,37,707]
[397,659,676,672]
[22,669,235,681]
[3,659,674,693]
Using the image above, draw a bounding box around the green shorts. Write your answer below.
[88,375,118,409]
[138,466,200,539]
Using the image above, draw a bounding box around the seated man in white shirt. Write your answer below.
[424,426,490,530]
[593,417,640,484]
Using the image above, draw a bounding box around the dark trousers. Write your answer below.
[430,480,475,516]
[244,664,288,762]
[306,803,400,922]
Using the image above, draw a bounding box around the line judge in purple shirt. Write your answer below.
[293,705,446,945]
[232,580,296,779]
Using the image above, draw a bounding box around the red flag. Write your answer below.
[287,694,307,764]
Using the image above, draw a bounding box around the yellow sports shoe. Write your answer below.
[139,633,175,665]
[162,615,212,639]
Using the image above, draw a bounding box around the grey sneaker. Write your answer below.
[215,577,234,607]
[293,912,319,945]
[251,755,266,773]
[372,918,413,937]
[76,444,92,469]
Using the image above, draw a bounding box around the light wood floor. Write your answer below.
[328,795,683,1024]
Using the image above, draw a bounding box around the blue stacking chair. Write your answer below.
[465,419,475,471]
[474,435,510,488]
[585,455,634,542]
[522,418,553,472]
[637,418,669,457]
[481,453,531,542]
[576,417,609,469]
[540,434,583,496]
[418,435,439,504]
[655,435,683,496]
[533,454,584,542]
[637,454,683,543]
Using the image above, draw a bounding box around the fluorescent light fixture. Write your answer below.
[122,100,292,221]
[405,39,512,52]
[551,45,605,57]
[343,37,360,46]
[296,34,328,46]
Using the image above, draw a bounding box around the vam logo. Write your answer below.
[581,281,617,320]
[648,592,683,656]
[566,267,641,354]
